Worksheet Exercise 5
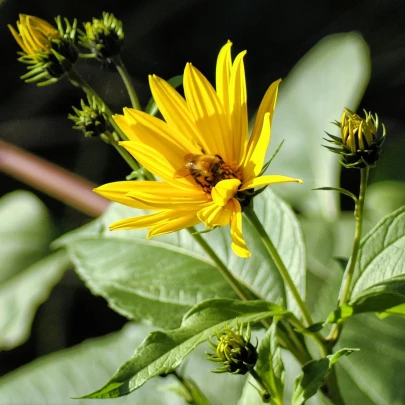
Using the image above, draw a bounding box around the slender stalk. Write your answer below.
[112,55,142,110]
[66,68,129,141]
[327,167,369,344]
[188,228,257,301]
[244,209,314,327]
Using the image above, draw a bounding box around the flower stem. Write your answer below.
[327,167,369,344]
[244,209,314,327]
[66,68,129,141]
[188,229,258,301]
[112,55,142,110]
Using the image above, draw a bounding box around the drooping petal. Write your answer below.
[243,79,281,176]
[93,181,153,209]
[184,63,230,159]
[211,179,241,206]
[148,211,201,237]
[240,175,303,191]
[197,200,234,228]
[229,50,248,165]
[229,199,250,258]
[110,210,175,230]
[216,40,232,117]
[148,75,202,146]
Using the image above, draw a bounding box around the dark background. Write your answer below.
[1,0,404,376]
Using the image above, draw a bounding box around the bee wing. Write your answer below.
[174,165,191,178]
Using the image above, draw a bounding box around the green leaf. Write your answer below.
[292,349,358,405]
[61,188,306,321]
[267,33,370,218]
[313,187,358,203]
[0,323,190,405]
[66,237,238,328]
[0,250,71,350]
[146,75,183,116]
[0,191,53,283]
[327,275,405,323]
[255,319,284,405]
[81,299,286,398]
[337,315,405,404]
[351,205,405,297]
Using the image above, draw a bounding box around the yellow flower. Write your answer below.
[94,41,302,258]
[8,14,59,57]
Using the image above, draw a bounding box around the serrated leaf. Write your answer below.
[0,323,189,405]
[255,319,284,405]
[0,249,71,350]
[292,349,358,405]
[61,188,306,321]
[267,33,370,218]
[81,299,286,398]
[0,191,53,283]
[351,205,405,297]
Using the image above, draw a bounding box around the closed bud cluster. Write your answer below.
[8,15,78,86]
[206,323,257,375]
[324,108,386,169]
[79,12,124,61]
[68,96,108,137]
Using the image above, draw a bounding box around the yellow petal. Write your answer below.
[197,200,234,228]
[243,112,270,181]
[229,199,250,258]
[211,179,241,206]
[216,40,232,117]
[120,108,198,155]
[93,181,153,209]
[110,210,173,231]
[184,63,230,160]
[148,211,201,237]
[229,50,248,165]
[240,175,303,191]
[244,79,281,176]
[120,142,195,190]
[148,75,201,147]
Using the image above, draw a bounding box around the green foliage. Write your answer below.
[351,205,405,297]
[59,188,306,322]
[267,33,370,219]
[255,320,284,405]
[80,299,286,398]
[0,191,69,351]
[292,349,358,405]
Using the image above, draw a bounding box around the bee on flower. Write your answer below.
[94,41,303,258]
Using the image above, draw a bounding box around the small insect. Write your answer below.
[176,153,241,193]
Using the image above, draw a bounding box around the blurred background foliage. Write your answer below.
[1,0,405,403]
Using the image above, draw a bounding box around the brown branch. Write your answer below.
[0,140,109,217]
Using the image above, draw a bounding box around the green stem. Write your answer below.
[188,228,258,301]
[244,208,314,327]
[327,167,369,344]
[66,68,129,141]
[112,55,142,110]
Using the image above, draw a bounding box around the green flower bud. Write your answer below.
[324,108,386,169]
[79,12,124,61]
[8,15,78,86]
[68,96,108,137]
[206,323,257,375]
